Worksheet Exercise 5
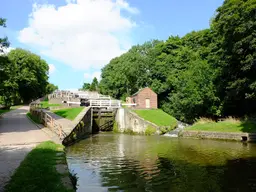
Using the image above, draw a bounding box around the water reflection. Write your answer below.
[66,133,256,192]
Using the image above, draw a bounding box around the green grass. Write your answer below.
[26,112,41,124]
[5,141,74,192]
[53,107,84,120]
[133,109,178,127]
[41,101,61,108]
[186,118,256,133]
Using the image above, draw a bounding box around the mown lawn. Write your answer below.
[53,107,84,120]
[133,109,177,127]
[186,119,256,133]
[41,101,61,108]
[26,112,41,124]
[5,141,74,192]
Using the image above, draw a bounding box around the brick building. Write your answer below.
[126,87,158,109]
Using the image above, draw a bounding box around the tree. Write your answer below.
[82,83,91,90]
[0,18,9,52]
[212,0,256,116]
[46,83,58,94]
[7,49,49,103]
[90,77,98,91]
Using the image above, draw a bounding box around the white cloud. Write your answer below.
[84,71,101,81]
[48,64,56,74]
[18,0,138,70]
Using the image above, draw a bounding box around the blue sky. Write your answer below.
[0,0,223,90]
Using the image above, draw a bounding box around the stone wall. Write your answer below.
[62,107,92,146]
[115,108,159,134]
[180,130,249,141]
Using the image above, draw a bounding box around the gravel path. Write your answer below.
[0,106,50,191]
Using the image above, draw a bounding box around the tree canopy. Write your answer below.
[99,0,256,123]
[0,18,58,107]
[81,77,99,91]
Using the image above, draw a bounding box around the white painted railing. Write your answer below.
[89,99,121,108]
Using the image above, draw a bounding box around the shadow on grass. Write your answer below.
[5,141,74,192]
[240,120,256,133]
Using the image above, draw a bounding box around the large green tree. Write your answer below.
[99,0,256,123]
[7,49,49,103]
[212,0,256,116]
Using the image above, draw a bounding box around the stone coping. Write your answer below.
[180,130,250,141]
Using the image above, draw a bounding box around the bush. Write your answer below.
[145,125,157,136]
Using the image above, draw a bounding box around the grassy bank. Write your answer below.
[133,109,177,128]
[5,141,74,192]
[186,118,256,133]
[26,112,41,124]
[53,107,84,120]
[41,101,61,108]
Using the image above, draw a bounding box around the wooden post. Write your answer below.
[51,118,53,127]
[59,125,62,138]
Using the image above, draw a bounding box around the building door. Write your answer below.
[145,99,150,108]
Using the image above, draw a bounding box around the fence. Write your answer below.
[30,102,67,139]
[89,99,121,108]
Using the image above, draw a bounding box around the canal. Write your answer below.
[66,133,256,192]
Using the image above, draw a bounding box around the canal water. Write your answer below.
[66,133,256,192]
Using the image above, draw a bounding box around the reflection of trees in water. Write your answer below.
[67,135,256,191]
[98,156,256,192]
[98,155,224,192]
[222,157,256,192]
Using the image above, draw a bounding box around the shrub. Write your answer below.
[145,125,157,136]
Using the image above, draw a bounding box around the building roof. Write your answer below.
[132,87,153,96]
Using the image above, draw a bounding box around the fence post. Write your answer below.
[51,118,53,127]
[59,125,61,138]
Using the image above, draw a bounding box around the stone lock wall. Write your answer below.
[115,108,159,134]
[180,131,249,141]
[62,107,92,146]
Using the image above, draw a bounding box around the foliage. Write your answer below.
[5,141,73,192]
[0,19,57,107]
[133,109,178,127]
[1,46,56,107]
[145,125,157,136]
[53,107,84,120]
[99,1,256,123]
[90,77,99,91]
[211,0,256,116]
[159,125,176,135]
[82,83,90,90]
[46,83,58,94]
[81,77,99,91]
[27,112,41,124]
[0,17,9,52]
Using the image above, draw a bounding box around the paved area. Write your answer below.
[0,106,50,191]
